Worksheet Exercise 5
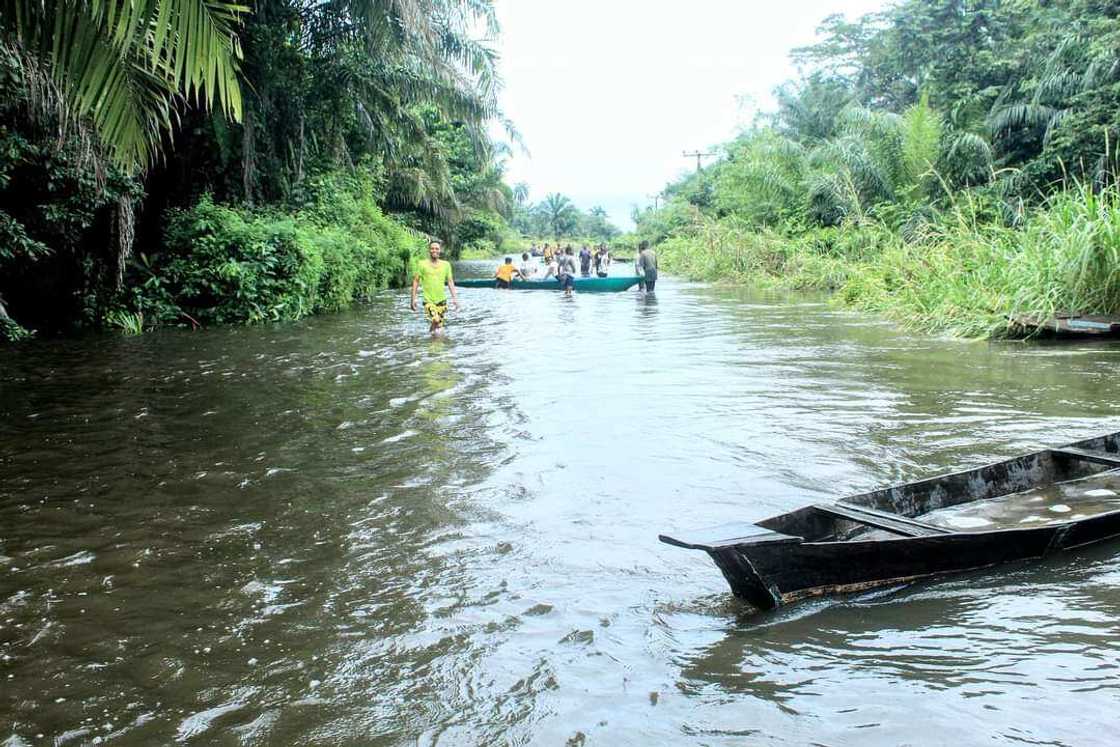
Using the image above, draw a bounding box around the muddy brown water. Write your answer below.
[3,264,1120,745]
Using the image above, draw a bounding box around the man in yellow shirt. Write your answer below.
[410,241,459,335]
[494,257,522,288]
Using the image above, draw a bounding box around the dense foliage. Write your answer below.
[117,170,421,331]
[0,0,519,339]
[636,0,1120,336]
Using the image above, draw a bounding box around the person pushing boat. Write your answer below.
[494,257,521,289]
[410,241,459,335]
[557,246,577,297]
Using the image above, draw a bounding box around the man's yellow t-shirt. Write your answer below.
[416,259,452,303]
[495,264,516,282]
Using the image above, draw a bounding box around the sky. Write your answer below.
[490,0,890,230]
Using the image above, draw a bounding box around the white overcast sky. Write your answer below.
[490,0,889,229]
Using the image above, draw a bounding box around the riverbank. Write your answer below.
[0,172,425,341]
[657,185,1120,338]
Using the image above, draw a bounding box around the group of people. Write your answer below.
[531,243,613,278]
[409,238,658,336]
[494,244,614,297]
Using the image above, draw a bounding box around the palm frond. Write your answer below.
[2,0,246,169]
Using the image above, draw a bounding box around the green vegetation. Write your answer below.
[637,0,1120,337]
[122,170,421,330]
[658,186,1120,337]
[0,0,523,339]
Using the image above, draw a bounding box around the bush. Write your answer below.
[119,169,423,328]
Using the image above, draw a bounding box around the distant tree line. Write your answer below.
[510,189,620,241]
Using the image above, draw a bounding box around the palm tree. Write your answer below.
[241,0,508,218]
[2,0,245,170]
[513,182,530,206]
[539,193,578,236]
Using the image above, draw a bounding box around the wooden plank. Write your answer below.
[815,503,951,537]
[658,523,801,551]
[1051,447,1120,467]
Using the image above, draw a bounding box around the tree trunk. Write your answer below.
[295,112,305,188]
[242,105,256,207]
[114,196,136,290]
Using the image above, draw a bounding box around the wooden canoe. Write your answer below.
[455,276,641,292]
[1007,313,1120,338]
[660,432,1120,611]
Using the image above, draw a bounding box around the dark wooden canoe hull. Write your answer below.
[700,509,1120,610]
[1008,313,1120,338]
[661,432,1120,610]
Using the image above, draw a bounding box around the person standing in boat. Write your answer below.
[557,246,577,297]
[637,240,658,293]
[595,245,610,277]
[411,241,459,335]
[519,252,537,278]
[541,252,559,281]
[579,245,593,277]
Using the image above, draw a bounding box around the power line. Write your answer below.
[682,150,717,173]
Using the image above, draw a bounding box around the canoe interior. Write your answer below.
[756,432,1120,542]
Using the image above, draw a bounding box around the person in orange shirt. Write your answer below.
[494,257,522,289]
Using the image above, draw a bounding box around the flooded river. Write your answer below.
[3,264,1120,745]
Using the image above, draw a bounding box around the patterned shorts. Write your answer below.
[424,300,448,325]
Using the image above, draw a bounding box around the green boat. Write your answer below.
[455,276,642,292]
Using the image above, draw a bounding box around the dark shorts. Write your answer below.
[558,274,574,290]
[495,278,511,288]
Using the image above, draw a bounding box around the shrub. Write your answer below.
[117,170,423,329]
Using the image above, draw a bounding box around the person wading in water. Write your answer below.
[637,240,658,293]
[411,241,459,336]
[557,246,578,297]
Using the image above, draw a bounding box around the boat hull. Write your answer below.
[709,510,1120,609]
[455,276,641,292]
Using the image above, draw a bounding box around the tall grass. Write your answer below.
[659,185,1120,338]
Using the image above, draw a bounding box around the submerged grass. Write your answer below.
[658,186,1120,338]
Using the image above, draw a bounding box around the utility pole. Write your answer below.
[647,193,662,210]
[683,150,716,173]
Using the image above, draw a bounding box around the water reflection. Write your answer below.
[2,272,1120,743]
